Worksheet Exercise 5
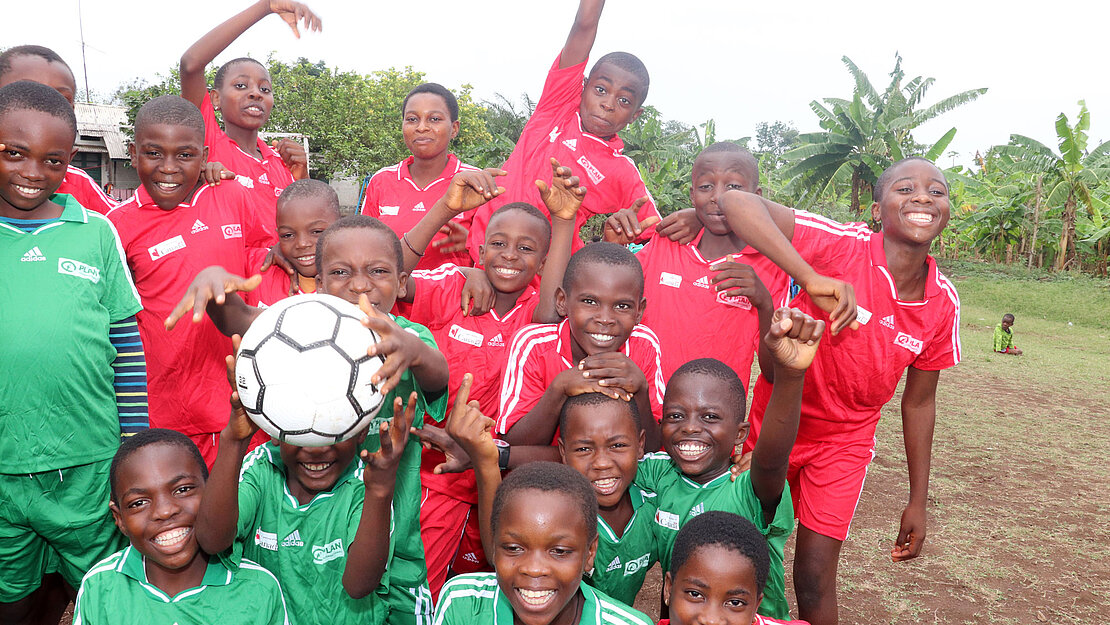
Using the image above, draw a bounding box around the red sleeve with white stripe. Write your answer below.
[409,264,465,330]
[790,209,872,273]
[629,325,665,423]
[57,167,117,215]
[497,324,558,435]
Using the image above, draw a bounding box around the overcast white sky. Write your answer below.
[7,0,1110,168]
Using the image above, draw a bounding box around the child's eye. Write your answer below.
[280,232,293,239]
[259,86,272,94]
[662,412,683,422]
[727,183,745,190]
[175,484,195,495]
[697,184,712,191]
[550,547,572,557]
[724,598,747,608]
[489,240,505,248]
[615,302,632,310]
[145,151,160,158]
[618,97,631,106]
[329,268,348,277]
[45,158,64,167]
[430,116,442,122]
[595,85,606,95]
[234,82,247,90]
[897,186,912,193]
[684,590,704,600]
[518,245,534,253]
[126,498,148,510]
[500,544,523,555]
[702,413,721,422]
[574,445,592,453]
[581,297,597,306]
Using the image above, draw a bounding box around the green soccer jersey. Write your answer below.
[0,195,141,473]
[993,323,1014,352]
[635,453,795,621]
[73,546,289,625]
[236,443,393,625]
[434,573,653,625]
[359,315,449,625]
[583,485,660,605]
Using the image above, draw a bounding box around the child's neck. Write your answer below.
[297,273,317,294]
[695,229,747,261]
[493,286,526,317]
[153,182,206,211]
[408,151,449,188]
[680,459,730,485]
[0,198,63,221]
[225,124,262,159]
[882,236,931,301]
[145,550,209,598]
[570,338,622,364]
[598,491,634,538]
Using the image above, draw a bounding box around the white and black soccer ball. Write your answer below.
[235,293,386,446]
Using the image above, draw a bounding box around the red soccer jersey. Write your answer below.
[747,211,961,446]
[108,183,274,435]
[56,165,117,215]
[360,154,477,271]
[240,247,317,308]
[638,230,791,390]
[466,54,661,262]
[407,263,540,502]
[201,92,293,236]
[497,319,665,437]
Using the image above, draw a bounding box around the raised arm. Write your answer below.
[535,158,585,323]
[163,266,263,337]
[891,366,939,562]
[561,0,606,68]
[445,375,502,563]
[401,168,507,274]
[750,308,823,523]
[180,0,321,107]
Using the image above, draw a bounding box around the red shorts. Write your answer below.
[190,430,271,469]
[420,488,487,602]
[787,437,875,542]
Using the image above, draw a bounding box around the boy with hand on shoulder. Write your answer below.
[74,429,290,625]
[637,307,825,621]
[661,511,810,625]
[719,157,961,625]
[108,95,274,467]
[0,81,145,623]
[466,0,660,260]
[498,242,666,450]
[993,313,1021,355]
[193,342,415,625]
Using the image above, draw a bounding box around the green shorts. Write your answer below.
[384,583,434,625]
[0,459,125,602]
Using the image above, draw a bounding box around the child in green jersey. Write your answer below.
[662,511,809,625]
[74,429,289,625]
[993,313,1022,355]
[557,393,658,606]
[636,308,824,621]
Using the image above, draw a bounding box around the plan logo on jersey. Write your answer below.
[222,224,243,239]
[255,529,278,551]
[689,502,705,517]
[880,315,896,330]
[855,306,873,325]
[624,554,650,576]
[562,138,578,151]
[894,332,923,355]
[191,219,208,234]
[281,530,304,547]
[58,258,100,284]
[449,324,483,347]
[548,127,562,143]
[655,509,680,531]
[716,291,752,310]
[576,156,605,185]
[693,276,711,289]
[148,235,186,261]
[413,202,426,212]
[659,272,682,288]
[487,333,505,347]
[312,539,345,565]
[20,247,46,262]
[236,174,255,189]
[605,556,622,572]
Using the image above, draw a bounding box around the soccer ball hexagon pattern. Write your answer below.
[236,293,386,446]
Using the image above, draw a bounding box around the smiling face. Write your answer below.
[494,490,597,625]
[663,544,762,625]
[0,108,73,219]
[130,122,207,210]
[278,434,364,505]
[480,209,550,296]
[691,152,760,236]
[555,262,646,361]
[579,61,645,139]
[211,61,273,132]
[316,227,406,311]
[109,443,208,593]
[402,92,458,162]
[277,197,338,278]
[661,371,748,484]
[871,159,951,246]
[559,402,644,511]
[0,55,77,106]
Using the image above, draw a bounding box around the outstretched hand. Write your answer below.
[165,267,261,330]
[535,157,586,221]
[359,294,426,396]
[801,274,859,335]
[268,0,322,39]
[361,393,417,496]
[441,168,507,215]
[763,307,824,373]
[432,220,470,254]
[445,374,500,468]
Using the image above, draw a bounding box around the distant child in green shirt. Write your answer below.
[993,313,1022,355]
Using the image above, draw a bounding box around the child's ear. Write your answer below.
[662,571,672,607]
[870,201,881,223]
[554,287,568,317]
[630,107,644,125]
[584,535,598,573]
[209,88,221,112]
[201,145,210,167]
[634,296,647,324]
[450,120,460,141]
[315,273,323,291]
[755,186,764,197]
[636,428,646,459]
[108,500,125,535]
[556,438,568,464]
[127,141,136,163]
[735,420,751,450]
[396,271,409,301]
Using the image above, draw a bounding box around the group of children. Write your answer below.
[1,2,964,625]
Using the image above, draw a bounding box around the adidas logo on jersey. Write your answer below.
[880,315,895,330]
[258,173,270,185]
[487,333,505,347]
[689,502,705,517]
[414,201,426,212]
[281,530,304,547]
[562,138,578,151]
[693,276,711,289]
[191,219,208,234]
[605,556,622,572]
[462,552,481,564]
[20,247,45,262]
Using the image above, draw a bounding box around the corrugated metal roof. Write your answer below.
[75,103,130,160]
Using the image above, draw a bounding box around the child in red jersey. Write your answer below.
[632,143,791,389]
[180,0,320,219]
[721,157,961,625]
[660,511,810,625]
[498,242,665,451]
[108,95,273,467]
[465,0,660,261]
[393,159,583,600]
[361,83,480,272]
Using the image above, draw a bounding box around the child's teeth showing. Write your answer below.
[302,462,332,472]
[588,333,616,343]
[155,182,180,191]
[153,527,191,547]
[495,267,520,276]
[906,212,933,224]
[14,184,40,196]
[593,477,619,494]
[675,441,709,460]
[517,589,556,606]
